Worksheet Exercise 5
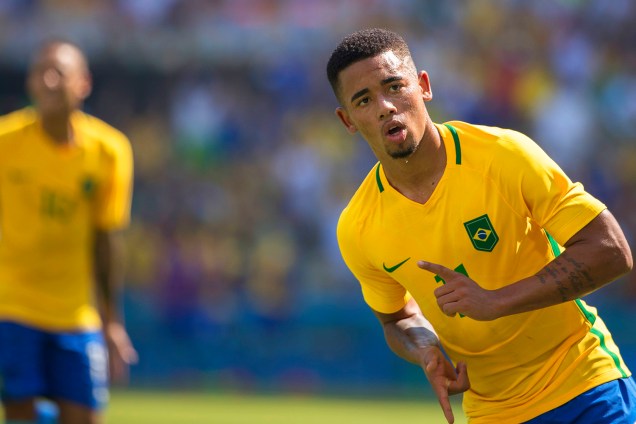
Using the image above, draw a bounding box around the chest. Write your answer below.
[360,168,557,350]
[1,137,105,220]
[365,167,552,310]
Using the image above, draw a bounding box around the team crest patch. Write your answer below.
[464,214,498,252]
[81,177,96,199]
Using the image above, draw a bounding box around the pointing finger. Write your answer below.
[431,377,455,424]
[418,260,455,278]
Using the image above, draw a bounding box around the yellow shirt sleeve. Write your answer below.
[337,201,412,314]
[93,130,134,230]
[494,128,606,245]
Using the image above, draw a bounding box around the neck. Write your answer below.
[382,121,446,204]
[39,112,74,145]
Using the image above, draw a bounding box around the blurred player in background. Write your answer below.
[328,28,635,423]
[0,40,137,424]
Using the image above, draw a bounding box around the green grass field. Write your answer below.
[105,390,467,424]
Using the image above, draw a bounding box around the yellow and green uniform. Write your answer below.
[337,121,630,423]
[0,107,133,331]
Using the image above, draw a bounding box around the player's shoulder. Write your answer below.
[0,107,37,140]
[338,163,381,232]
[75,111,131,153]
[443,120,539,164]
[76,111,128,142]
[444,120,529,147]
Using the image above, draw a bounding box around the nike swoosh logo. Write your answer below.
[383,257,411,273]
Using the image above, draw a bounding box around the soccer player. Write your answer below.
[327,28,635,423]
[0,40,138,424]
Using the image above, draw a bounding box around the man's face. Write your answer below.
[335,51,432,160]
[27,43,91,118]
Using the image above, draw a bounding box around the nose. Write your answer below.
[378,96,397,120]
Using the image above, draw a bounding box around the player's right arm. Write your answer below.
[372,298,469,424]
[336,193,468,422]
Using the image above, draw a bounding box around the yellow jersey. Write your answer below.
[337,121,630,423]
[0,107,133,331]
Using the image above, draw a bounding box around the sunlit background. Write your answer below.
[1,0,635,405]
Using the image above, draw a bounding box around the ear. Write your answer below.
[78,73,92,100]
[335,107,358,134]
[418,71,433,102]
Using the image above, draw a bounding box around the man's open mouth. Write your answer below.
[384,122,406,143]
[384,120,405,136]
[388,125,402,135]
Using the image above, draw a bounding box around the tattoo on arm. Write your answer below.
[536,253,595,302]
[404,327,440,349]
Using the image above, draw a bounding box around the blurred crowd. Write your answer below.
[1,0,635,393]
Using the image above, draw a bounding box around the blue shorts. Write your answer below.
[524,376,636,423]
[0,321,109,409]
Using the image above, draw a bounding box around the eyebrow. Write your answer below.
[349,76,404,104]
[350,88,369,104]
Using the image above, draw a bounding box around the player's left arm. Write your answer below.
[506,209,632,313]
[419,209,632,320]
[94,229,138,383]
[93,131,138,382]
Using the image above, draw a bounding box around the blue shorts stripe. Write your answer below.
[524,376,636,423]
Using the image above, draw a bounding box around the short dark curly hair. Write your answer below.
[326,28,414,100]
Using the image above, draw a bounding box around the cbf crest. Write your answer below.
[81,176,96,199]
[464,214,498,252]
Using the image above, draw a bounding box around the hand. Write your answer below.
[104,321,138,385]
[419,346,470,424]
[418,261,501,321]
